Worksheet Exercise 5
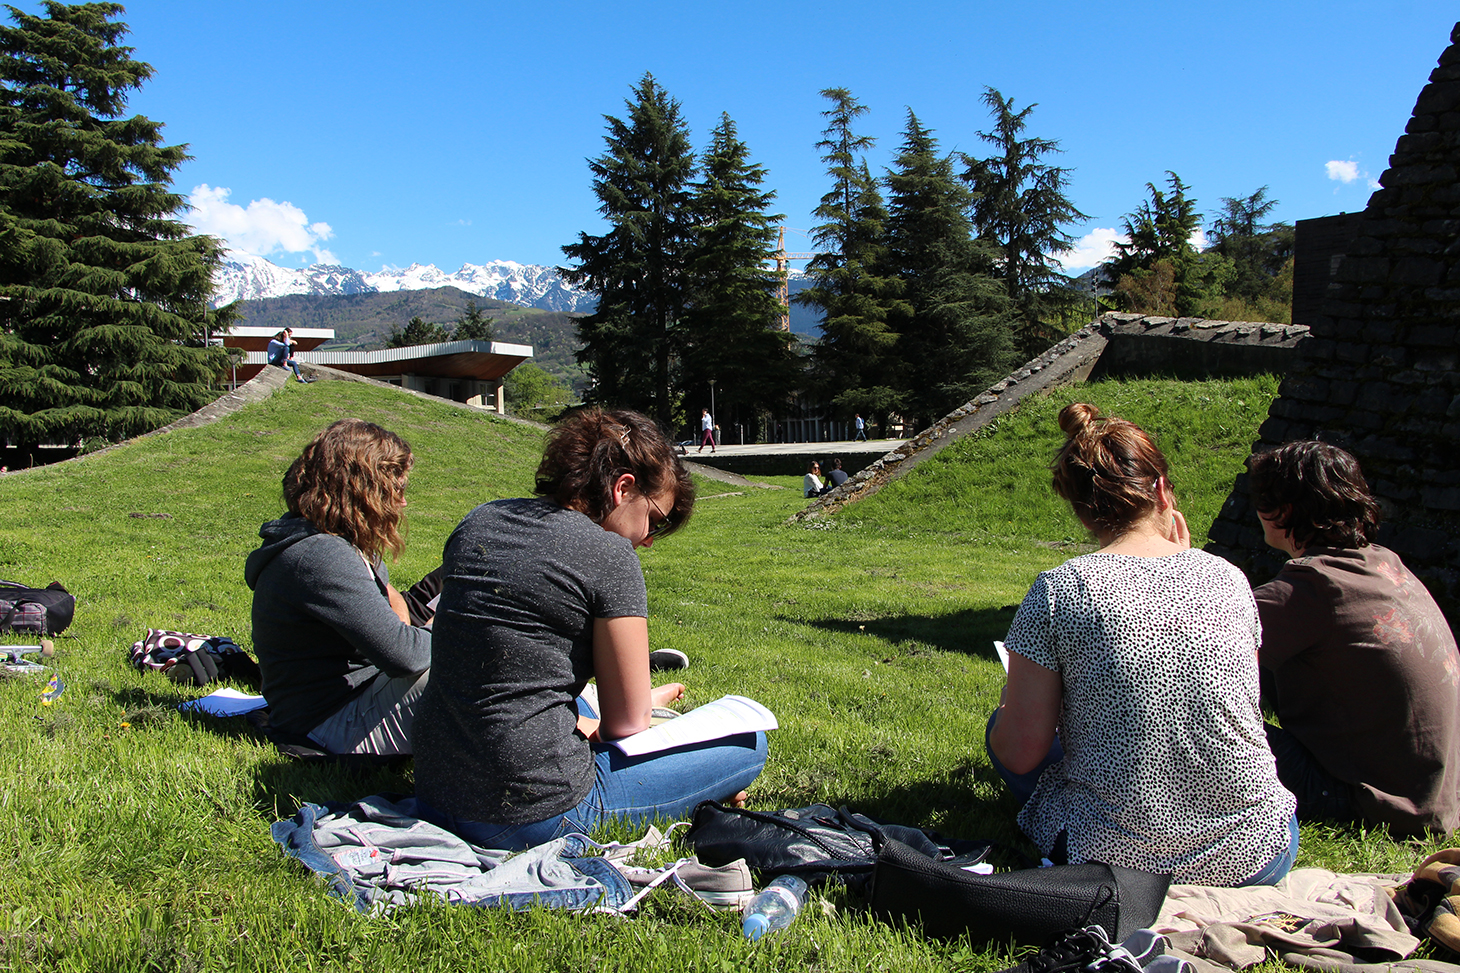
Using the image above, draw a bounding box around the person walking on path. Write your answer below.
[698,408,716,453]
[268,327,312,383]
[854,414,867,441]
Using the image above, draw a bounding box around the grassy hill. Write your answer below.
[236,287,588,389]
[0,377,1436,972]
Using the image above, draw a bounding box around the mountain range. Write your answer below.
[212,253,597,314]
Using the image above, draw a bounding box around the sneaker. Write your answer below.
[1117,929,1167,969]
[614,856,754,910]
[649,649,689,671]
[999,926,1144,973]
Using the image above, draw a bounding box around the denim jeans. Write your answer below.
[1238,812,1300,887]
[984,708,1065,808]
[422,695,768,851]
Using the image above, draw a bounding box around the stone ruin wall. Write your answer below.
[1208,23,1460,624]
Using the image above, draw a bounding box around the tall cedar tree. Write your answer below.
[561,73,695,427]
[796,88,901,424]
[883,110,1011,431]
[679,113,798,436]
[1208,186,1294,313]
[964,87,1087,358]
[386,316,448,347]
[454,299,494,340]
[0,1,234,455]
[1105,172,1221,317]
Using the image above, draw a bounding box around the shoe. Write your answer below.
[999,926,1144,973]
[614,856,754,910]
[1117,929,1166,969]
[649,649,689,671]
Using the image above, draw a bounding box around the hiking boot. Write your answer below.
[614,856,754,910]
[649,649,689,671]
[999,926,1145,973]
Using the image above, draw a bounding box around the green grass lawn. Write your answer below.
[0,377,1444,972]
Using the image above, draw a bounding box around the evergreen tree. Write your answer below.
[679,112,798,437]
[0,1,235,457]
[453,299,494,340]
[1105,172,1223,317]
[883,110,1011,430]
[1208,186,1294,319]
[963,87,1087,358]
[386,316,448,347]
[796,88,901,423]
[561,73,695,427]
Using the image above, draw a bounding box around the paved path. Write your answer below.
[684,438,906,460]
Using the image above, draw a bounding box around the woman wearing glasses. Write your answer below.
[414,407,767,850]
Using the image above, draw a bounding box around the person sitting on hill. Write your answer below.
[267,327,312,383]
[826,458,849,490]
[804,461,825,498]
[987,403,1296,887]
[412,407,765,850]
[245,419,431,755]
[1250,440,1460,836]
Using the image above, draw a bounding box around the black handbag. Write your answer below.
[869,837,1171,946]
[684,801,992,891]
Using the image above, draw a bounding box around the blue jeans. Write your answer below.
[422,696,768,851]
[986,710,1299,887]
[274,359,305,380]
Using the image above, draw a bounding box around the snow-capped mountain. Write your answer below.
[212,253,596,314]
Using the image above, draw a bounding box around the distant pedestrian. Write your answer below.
[268,327,312,384]
[698,408,716,453]
[854,414,867,441]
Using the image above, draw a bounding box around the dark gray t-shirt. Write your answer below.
[413,497,648,825]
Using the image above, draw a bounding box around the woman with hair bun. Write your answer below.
[245,418,431,755]
[414,407,766,850]
[986,403,1296,887]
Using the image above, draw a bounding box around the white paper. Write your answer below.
[180,687,269,717]
[609,694,777,757]
[994,640,1010,672]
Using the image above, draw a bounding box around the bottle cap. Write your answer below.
[742,913,769,941]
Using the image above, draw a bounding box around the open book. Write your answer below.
[609,694,777,757]
[993,640,1010,672]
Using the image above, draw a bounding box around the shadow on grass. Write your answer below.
[795,604,1021,660]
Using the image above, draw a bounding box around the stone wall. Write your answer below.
[792,312,1306,521]
[1207,22,1460,623]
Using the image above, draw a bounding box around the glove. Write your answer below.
[166,646,220,687]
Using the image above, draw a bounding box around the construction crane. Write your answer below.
[770,227,815,332]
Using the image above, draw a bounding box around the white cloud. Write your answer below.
[186,184,336,263]
[1056,227,1125,272]
[453,218,472,226]
[1326,160,1360,183]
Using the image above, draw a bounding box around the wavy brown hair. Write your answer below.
[1051,403,1170,536]
[535,407,694,537]
[1248,440,1380,550]
[283,419,414,560]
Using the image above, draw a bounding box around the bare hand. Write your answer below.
[650,683,685,707]
[1168,510,1190,549]
[386,585,411,624]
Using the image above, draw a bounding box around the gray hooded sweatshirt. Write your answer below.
[244,514,431,735]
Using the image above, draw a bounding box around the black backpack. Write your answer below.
[0,580,75,635]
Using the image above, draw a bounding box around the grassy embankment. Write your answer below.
[0,375,1441,972]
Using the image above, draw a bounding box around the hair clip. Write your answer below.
[617,427,630,447]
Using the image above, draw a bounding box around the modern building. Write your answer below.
[222,327,533,413]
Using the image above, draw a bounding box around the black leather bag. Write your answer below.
[869,837,1170,946]
[684,801,992,891]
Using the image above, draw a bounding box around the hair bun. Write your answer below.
[1058,402,1101,440]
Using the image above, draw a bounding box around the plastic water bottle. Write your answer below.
[741,874,808,941]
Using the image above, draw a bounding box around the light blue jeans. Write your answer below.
[422,696,768,851]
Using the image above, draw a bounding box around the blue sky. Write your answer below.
[89,1,1460,274]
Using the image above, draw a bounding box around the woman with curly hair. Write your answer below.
[986,403,1296,887]
[414,407,766,850]
[245,418,431,755]
[1250,440,1460,836]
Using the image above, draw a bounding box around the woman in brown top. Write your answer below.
[1251,440,1460,836]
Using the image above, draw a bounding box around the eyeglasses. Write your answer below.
[645,493,674,539]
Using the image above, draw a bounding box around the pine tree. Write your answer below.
[0,1,235,458]
[964,87,1087,357]
[561,73,696,427]
[1208,186,1294,318]
[884,110,1011,431]
[386,316,448,347]
[796,88,901,423]
[453,299,494,340]
[679,113,798,438]
[1105,172,1218,316]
